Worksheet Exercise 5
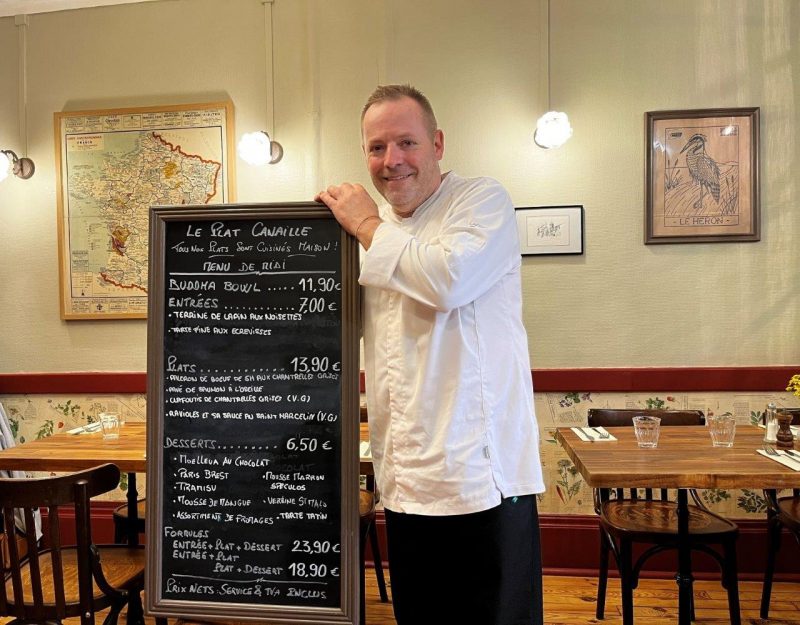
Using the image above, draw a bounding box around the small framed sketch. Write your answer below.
[645,107,760,244]
[515,205,584,256]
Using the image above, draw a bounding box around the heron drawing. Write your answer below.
[680,133,720,210]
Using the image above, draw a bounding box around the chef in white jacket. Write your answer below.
[317,84,543,625]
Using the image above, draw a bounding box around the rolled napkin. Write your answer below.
[571,426,617,442]
[67,422,103,435]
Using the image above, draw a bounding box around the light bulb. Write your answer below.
[238,131,273,166]
[534,111,573,149]
[237,131,283,165]
[0,153,10,182]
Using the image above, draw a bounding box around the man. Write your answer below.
[316,84,544,625]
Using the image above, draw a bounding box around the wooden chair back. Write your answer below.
[587,409,705,506]
[772,409,800,497]
[587,408,705,428]
[0,463,121,625]
[760,407,800,425]
[777,408,800,425]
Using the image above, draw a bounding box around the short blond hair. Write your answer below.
[361,84,438,136]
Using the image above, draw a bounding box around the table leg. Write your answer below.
[127,472,139,547]
[676,489,692,625]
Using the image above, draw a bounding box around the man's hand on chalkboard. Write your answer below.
[315,183,382,250]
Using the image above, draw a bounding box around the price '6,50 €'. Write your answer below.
[285,437,332,452]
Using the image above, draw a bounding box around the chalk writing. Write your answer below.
[152,211,346,612]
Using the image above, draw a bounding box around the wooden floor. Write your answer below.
[362,570,800,624]
[5,571,799,624]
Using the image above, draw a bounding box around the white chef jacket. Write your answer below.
[360,172,544,515]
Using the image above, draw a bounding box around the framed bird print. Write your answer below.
[645,107,760,243]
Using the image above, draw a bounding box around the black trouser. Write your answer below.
[384,495,543,625]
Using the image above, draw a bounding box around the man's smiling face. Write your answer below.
[362,96,444,218]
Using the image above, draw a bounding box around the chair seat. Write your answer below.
[601,500,738,539]
[113,499,147,522]
[776,495,800,529]
[4,545,145,605]
[359,490,376,533]
[113,499,146,544]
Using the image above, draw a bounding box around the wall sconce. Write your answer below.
[0,149,35,182]
[534,0,572,149]
[238,0,283,166]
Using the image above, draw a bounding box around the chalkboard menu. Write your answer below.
[146,203,359,624]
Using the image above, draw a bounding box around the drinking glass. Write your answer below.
[99,413,120,440]
[708,414,736,448]
[632,415,661,448]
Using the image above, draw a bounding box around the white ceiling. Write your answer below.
[0,0,161,18]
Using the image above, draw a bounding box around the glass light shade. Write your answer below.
[0,153,10,182]
[534,111,573,149]
[237,131,283,165]
[238,131,273,166]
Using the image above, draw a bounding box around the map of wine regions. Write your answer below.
[55,103,233,319]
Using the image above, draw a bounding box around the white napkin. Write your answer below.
[757,449,800,471]
[67,422,102,435]
[571,426,617,442]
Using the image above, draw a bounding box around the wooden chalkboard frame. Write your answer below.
[145,203,360,624]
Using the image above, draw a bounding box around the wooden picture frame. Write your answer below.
[645,107,760,244]
[515,205,584,256]
[54,102,235,320]
[146,202,360,624]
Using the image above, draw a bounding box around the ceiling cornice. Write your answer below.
[0,0,162,18]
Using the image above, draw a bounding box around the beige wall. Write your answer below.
[0,0,798,373]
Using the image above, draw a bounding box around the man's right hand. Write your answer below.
[315,183,383,249]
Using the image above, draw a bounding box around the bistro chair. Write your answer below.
[112,499,146,544]
[760,407,800,619]
[0,463,146,625]
[0,527,29,575]
[587,409,740,625]
[359,405,389,605]
[358,489,377,625]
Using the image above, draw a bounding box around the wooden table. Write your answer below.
[0,422,147,545]
[0,422,148,473]
[555,424,800,625]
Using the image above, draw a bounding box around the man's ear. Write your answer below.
[434,129,444,160]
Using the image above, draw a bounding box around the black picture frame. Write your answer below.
[515,205,584,256]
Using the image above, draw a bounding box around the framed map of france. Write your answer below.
[55,102,235,320]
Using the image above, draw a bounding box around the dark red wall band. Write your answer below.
[0,366,796,394]
[532,366,797,392]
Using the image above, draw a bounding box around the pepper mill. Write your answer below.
[776,412,794,450]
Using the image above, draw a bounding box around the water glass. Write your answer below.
[708,414,736,448]
[632,415,661,448]
[99,413,120,440]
